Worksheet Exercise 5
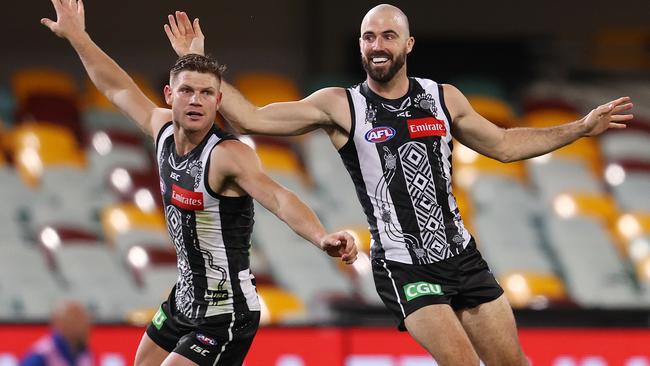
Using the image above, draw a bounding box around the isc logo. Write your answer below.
[190,344,210,356]
[364,126,396,143]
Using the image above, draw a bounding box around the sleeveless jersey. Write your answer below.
[339,78,472,265]
[156,122,260,318]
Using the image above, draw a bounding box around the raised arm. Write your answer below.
[42,0,170,137]
[210,140,358,264]
[164,12,348,136]
[444,84,633,163]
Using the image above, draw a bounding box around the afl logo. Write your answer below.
[364,126,396,143]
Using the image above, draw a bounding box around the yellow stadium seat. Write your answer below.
[8,123,80,153]
[12,68,77,106]
[553,192,625,254]
[467,95,516,127]
[500,271,568,309]
[234,73,301,106]
[257,285,306,325]
[617,213,650,242]
[255,144,303,174]
[8,123,86,187]
[522,109,581,129]
[101,203,166,242]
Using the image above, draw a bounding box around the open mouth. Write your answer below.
[186,111,204,120]
[372,56,390,65]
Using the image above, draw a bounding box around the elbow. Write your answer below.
[493,145,516,163]
[232,123,252,135]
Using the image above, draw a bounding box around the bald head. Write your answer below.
[361,4,410,38]
[51,301,91,351]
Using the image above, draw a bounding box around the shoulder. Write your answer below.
[209,139,259,175]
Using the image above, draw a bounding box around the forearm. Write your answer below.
[501,119,587,162]
[219,81,260,134]
[66,32,139,104]
[273,190,327,248]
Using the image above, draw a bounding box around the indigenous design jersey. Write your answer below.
[156,122,260,318]
[340,78,472,265]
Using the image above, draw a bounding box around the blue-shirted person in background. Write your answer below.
[21,301,93,366]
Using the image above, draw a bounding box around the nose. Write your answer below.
[371,36,384,50]
[189,92,202,105]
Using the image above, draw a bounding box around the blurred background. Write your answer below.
[0,0,649,365]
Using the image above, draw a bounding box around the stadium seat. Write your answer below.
[15,94,82,139]
[12,68,77,106]
[600,130,650,163]
[234,72,301,106]
[257,285,307,325]
[527,158,603,202]
[475,211,552,275]
[467,95,517,127]
[500,272,569,309]
[545,215,639,307]
[610,171,650,212]
[101,203,166,242]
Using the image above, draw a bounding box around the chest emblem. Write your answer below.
[414,92,438,116]
[407,117,447,139]
[365,126,396,143]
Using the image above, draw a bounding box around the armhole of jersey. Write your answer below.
[203,137,250,202]
[337,88,357,152]
[437,84,454,125]
[155,121,173,149]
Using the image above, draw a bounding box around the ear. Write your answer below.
[164,85,173,106]
[406,36,415,54]
[215,91,223,111]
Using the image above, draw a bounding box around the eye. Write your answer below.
[363,34,375,42]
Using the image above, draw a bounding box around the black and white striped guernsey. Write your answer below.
[156,122,260,318]
[339,78,472,265]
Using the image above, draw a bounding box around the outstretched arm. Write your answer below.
[210,140,358,264]
[445,84,633,163]
[42,0,170,137]
[164,12,345,136]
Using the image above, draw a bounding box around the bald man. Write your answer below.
[21,301,93,366]
[166,4,633,365]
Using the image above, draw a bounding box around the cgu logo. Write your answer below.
[404,282,443,301]
[365,127,396,143]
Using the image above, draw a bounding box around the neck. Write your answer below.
[172,123,211,155]
[366,68,409,99]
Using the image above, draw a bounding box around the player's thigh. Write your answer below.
[456,294,528,366]
[134,332,170,366]
[404,304,480,366]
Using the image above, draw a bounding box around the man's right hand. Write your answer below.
[164,11,205,57]
[41,0,86,41]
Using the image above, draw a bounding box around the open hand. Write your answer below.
[582,96,633,137]
[320,231,358,265]
[41,0,86,40]
[164,11,205,57]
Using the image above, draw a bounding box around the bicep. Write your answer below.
[212,142,287,212]
[445,84,506,159]
[247,88,344,136]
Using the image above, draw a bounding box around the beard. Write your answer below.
[361,50,407,83]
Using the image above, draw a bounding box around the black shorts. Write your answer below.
[146,288,260,365]
[372,239,503,331]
